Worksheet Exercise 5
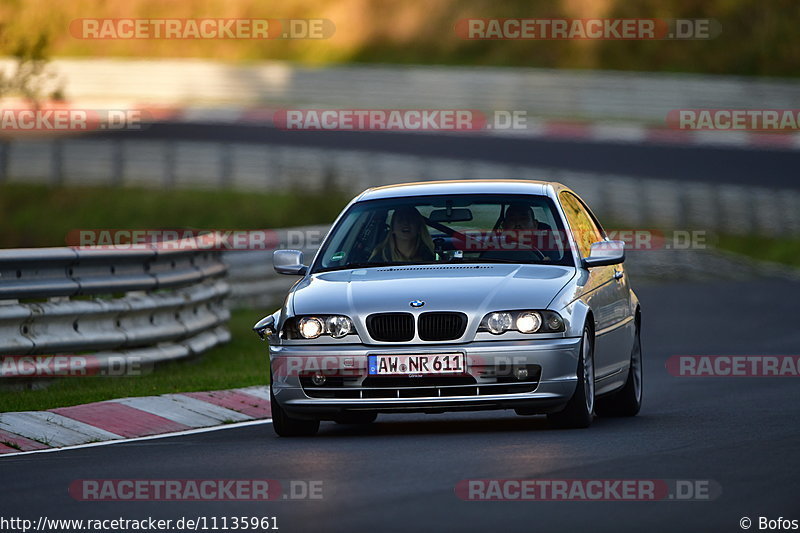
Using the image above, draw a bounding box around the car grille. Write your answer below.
[366,313,414,342]
[418,312,467,341]
[366,312,467,342]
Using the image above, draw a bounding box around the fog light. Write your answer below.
[514,367,529,380]
[311,372,327,386]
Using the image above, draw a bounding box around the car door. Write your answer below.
[558,191,631,385]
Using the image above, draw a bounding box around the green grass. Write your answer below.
[714,234,800,269]
[0,309,273,413]
[0,183,349,248]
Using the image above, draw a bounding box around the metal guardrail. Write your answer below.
[3,138,800,238]
[0,245,226,300]
[223,226,328,309]
[0,242,230,381]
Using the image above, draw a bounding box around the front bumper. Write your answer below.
[269,336,582,419]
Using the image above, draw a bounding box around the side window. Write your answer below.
[559,192,603,258]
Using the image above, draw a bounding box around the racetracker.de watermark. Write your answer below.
[68,479,323,501]
[0,355,148,378]
[70,18,335,39]
[447,229,706,252]
[667,109,800,131]
[455,18,720,40]
[274,109,489,131]
[455,479,721,501]
[66,229,327,251]
[666,355,800,377]
[0,108,145,133]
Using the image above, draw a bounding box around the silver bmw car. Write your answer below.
[254,180,642,436]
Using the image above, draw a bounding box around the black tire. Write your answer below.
[334,412,378,425]
[547,325,595,429]
[270,385,319,437]
[596,313,643,417]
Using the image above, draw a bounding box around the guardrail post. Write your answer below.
[746,187,760,236]
[111,140,124,186]
[219,143,232,188]
[267,145,281,189]
[639,179,653,230]
[164,141,176,188]
[675,182,689,232]
[0,140,8,182]
[51,138,64,185]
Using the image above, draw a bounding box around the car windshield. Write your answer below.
[313,194,574,272]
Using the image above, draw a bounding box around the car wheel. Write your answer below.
[334,412,378,425]
[596,313,643,417]
[270,384,319,437]
[547,325,595,429]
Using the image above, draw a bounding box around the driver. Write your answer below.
[370,206,435,262]
[481,203,557,261]
[503,202,551,233]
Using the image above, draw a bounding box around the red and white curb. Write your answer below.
[0,386,271,455]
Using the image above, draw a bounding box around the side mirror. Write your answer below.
[253,315,275,340]
[273,249,307,275]
[582,240,625,268]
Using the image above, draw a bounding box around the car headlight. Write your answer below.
[325,315,353,338]
[485,312,513,334]
[298,317,324,339]
[291,315,355,339]
[479,310,565,334]
[516,312,542,333]
[545,312,563,331]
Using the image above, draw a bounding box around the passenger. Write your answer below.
[370,206,435,262]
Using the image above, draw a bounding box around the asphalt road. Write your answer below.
[87,123,800,189]
[2,277,798,533]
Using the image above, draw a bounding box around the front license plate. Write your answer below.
[368,353,465,376]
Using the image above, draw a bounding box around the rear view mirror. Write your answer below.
[582,240,625,268]
[273,249,308,275]
[428,208,473,223]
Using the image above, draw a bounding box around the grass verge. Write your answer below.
[0,309,272,413]
[0,183,350,248]
[714,234,800,269]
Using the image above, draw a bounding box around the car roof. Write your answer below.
[357,179,565,201]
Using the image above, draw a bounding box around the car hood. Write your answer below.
[290,264,576,317]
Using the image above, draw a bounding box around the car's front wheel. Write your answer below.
[270,384,319,437]
[547,325,595,429]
